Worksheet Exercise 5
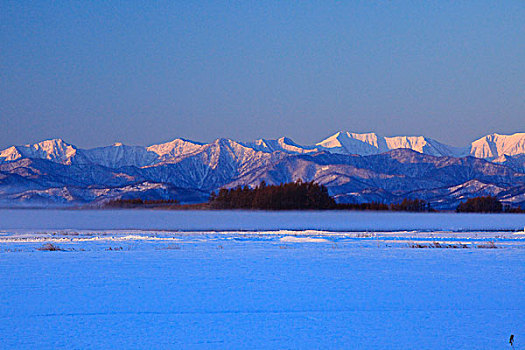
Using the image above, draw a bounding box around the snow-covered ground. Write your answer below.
[0,210,524,349]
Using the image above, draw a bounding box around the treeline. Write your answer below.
[337,198,434,212]
[209,180,434,211]
[104,198,179,208]
[336,202,390,211]
[210,180,335,210]
[102,185,524,213]
[504,206,525,213]
[456,196,524,213]
[390,198,434,212]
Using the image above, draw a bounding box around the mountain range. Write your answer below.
[1,132,524,209]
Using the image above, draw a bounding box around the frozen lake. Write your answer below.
[1,209,525,231]
[1,209,524,349]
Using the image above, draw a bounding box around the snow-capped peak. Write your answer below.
[82,143,157,168]
[30,139,77,160]
[147,138,204,160]
[0,138,79,164]
[243,137,316,154]
[1,132,524,167]
[469,132,525,159]
[315,132,468,157]
[316,132,387,155]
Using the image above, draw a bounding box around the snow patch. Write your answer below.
[280,236,330,243]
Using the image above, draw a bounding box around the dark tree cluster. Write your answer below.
[336,199,433,212]
[209,180,336,210]
[503,205,525,213]
[104,198,179,208]
[456,196,503,213]
[390,198,434,212]
[335,202,390,211]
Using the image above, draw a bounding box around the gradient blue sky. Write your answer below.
[1,1,523,149]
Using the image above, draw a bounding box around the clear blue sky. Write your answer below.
[1,1,523,148]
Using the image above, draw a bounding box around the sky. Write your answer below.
[0,1,523,149]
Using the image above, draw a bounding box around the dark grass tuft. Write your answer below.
[37,243,64,251]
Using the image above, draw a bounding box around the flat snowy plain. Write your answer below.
[1,210,524,349]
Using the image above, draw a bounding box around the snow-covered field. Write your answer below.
[1,210,524,349]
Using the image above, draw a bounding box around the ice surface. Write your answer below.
[1,209,524,231]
